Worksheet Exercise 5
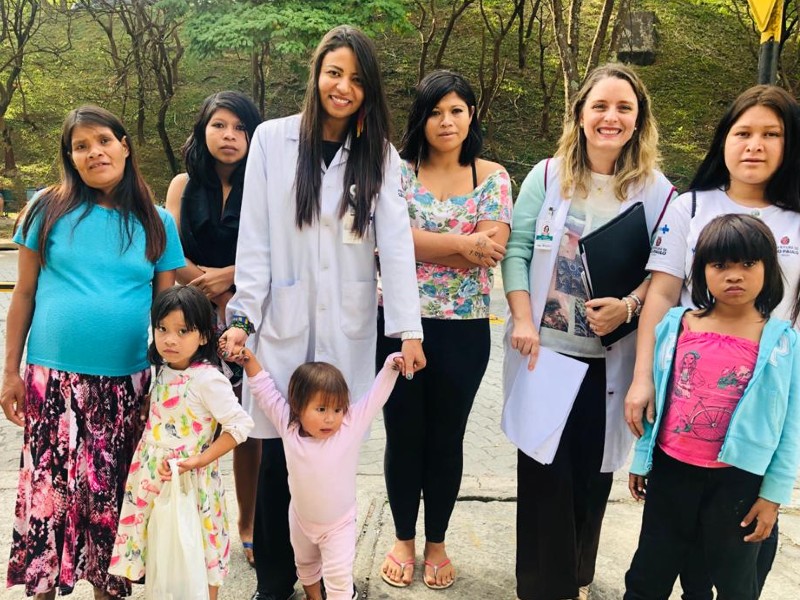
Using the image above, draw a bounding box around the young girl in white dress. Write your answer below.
[109,285,254,599]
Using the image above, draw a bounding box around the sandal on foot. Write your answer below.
[380,553,415,588]
[242,541,256,568]
[423,558,455,590]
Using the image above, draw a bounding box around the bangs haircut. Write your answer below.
[399,69,482,167]
[287,361,350,426]
[147,285,219,366]
[690,85,800,212]
[182,91,262,189]
[690,214,783,317]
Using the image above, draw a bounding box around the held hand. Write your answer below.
[742,498,780,542]
[459,227,506,267]
[189,266,234,299]
[390,355,405,372]
[509,317,540,370]
[157,455,205,480]
[628,473,647,501]
[227,347,264,378]
[584,297,628,338]
[0,372,26,427]
[219,327,248,361]
[400,339,426,379]
[624,376,656,438]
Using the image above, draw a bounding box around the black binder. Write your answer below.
[578,201,649,346]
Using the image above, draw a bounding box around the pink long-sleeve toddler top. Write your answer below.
[249,353,402,526]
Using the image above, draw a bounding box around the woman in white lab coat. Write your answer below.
[218,25,425,600]
[501,63,675,600]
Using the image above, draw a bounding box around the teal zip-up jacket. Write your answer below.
[631,307,800,505]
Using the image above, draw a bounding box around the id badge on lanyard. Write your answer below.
[534,207,555,250]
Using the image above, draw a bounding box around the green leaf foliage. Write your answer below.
[184,0,411,58]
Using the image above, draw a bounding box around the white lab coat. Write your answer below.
[503,158,676,471]
[229,114,422,439]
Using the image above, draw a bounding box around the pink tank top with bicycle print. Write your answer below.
[658,327,758,468]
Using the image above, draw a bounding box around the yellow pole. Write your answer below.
[748,0,784,84]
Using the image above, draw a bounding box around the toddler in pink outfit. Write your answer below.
[237,348,404,600]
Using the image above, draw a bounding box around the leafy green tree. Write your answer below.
[79,0,187,173]
[0,1,70,174]
[184,0,411,115]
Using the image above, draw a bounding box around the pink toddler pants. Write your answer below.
[289,504,356,600]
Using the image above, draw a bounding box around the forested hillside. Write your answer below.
[0,0,792,206]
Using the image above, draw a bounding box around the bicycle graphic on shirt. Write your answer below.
[670,351,751,442]
[672,397,733,442]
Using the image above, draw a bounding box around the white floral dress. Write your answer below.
[108,362,253,586]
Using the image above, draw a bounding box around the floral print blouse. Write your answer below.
[401,160,513,319]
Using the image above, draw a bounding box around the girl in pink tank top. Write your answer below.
[625,214,800,599]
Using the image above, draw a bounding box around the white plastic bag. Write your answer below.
[145,459,210,600]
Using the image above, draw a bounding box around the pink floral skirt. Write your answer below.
[7,364,150,597]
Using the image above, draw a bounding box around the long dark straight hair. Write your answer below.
[182,91,262,189]
[23,105,165,265]
[689,85,800,211]
[293,25,390,237]
[399,70,483,167]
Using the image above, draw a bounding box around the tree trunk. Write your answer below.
[414,0,435,83]
[157,100,178,175]
[585,0,615,74]
[549,0,583,108]
[433,0,475,70]
[0,114,16,174]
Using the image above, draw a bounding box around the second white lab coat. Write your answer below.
[229,114,422,438]
[503,158,676,471]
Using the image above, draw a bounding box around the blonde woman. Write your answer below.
[501,63,676,600]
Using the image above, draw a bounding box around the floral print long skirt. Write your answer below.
[7,365,150,597]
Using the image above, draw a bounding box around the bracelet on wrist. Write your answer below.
[229,315,255,335]
[401,330,424,343]
[627,292,643,316]
[622,296,634,324]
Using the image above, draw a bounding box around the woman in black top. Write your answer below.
[165,90,262,566]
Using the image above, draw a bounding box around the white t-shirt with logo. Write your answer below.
[646,188,800,321]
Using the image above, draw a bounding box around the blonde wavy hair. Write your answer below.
[555,63,660,201]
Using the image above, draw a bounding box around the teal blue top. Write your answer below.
[632,307,800,505]
[14,202,185,376]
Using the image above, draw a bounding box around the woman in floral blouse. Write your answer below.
[376,70,512,590]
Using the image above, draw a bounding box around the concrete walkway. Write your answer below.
[0,249,797,599]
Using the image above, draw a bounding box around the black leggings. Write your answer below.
[376,310,490,543]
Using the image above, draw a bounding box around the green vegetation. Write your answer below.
[0,0,774,207]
